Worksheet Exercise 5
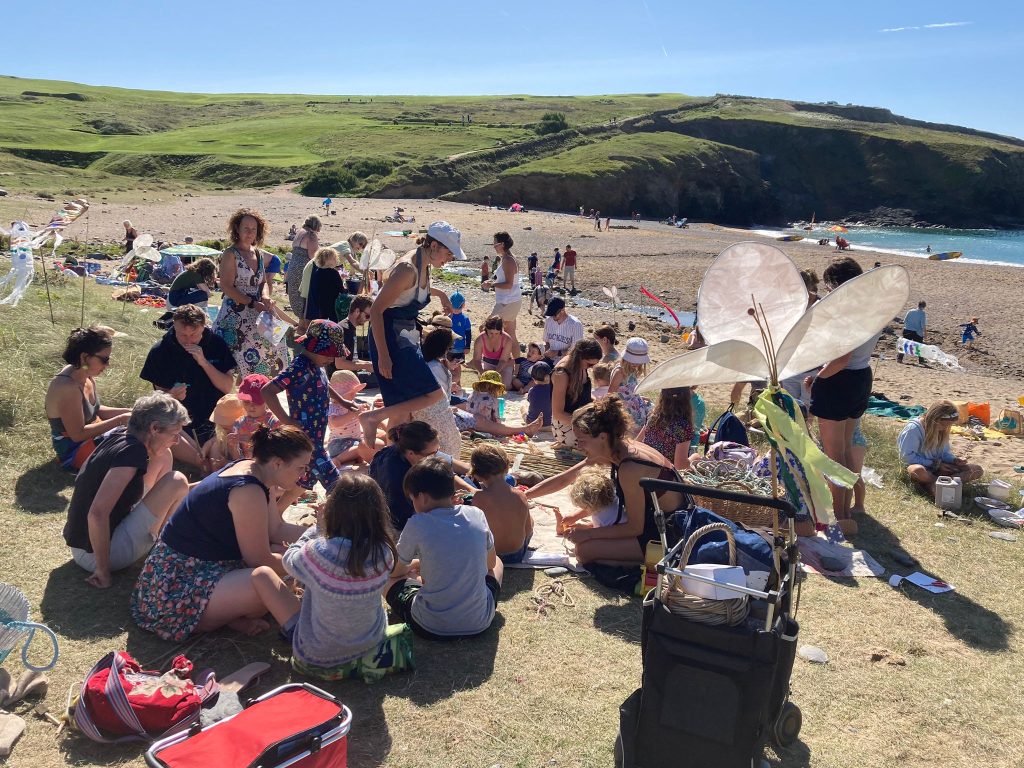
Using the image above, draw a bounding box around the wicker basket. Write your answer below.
[662,523,750,627]
[687,484,778,530]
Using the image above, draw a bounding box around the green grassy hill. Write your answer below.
[2,74,1023,226]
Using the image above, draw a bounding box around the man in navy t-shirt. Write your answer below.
[140,305,236,463]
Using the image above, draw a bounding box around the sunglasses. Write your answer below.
[92,353,111,365]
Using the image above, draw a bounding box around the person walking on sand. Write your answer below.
[897,301,927,365]
[561,244,578,292]
[959,317,980,348]
[594,211,601,231]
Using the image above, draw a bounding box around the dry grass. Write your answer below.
[1,276,1023,767]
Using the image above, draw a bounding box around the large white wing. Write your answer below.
[775,265,910,378]
[636,339,770,393]
[698,242,807,349]
[360,239,382,271]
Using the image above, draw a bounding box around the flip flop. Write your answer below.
[218,662,271,694]
[889,548,919,568]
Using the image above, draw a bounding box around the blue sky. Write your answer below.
[7,0,1023,138]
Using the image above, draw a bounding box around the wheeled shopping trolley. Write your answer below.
[616,481,803,768]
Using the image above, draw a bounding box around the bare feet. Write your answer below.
[358,409,381,446]
[524,415,544,436]
[227,617,270,636]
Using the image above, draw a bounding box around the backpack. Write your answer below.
[705,405,749,452]
[72,651,217,743]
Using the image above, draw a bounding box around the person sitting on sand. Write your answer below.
[550,339,602,447]
[456,371,543,437]
[898,401,983,496]
[168,257,217,309]
[63,393,191,589]
[386,458,502,640]
[131,424,313,641]
[554,466,620,535]
[46,326,132,472]
[470,445,533,565]
[526,396,685,567]
[470,315,517,390]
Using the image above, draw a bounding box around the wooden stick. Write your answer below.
[38,245,56,325]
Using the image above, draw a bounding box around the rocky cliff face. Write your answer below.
[373,98,1024,228]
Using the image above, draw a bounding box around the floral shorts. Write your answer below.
[131,540,244,642]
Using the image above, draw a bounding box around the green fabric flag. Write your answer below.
[754,389,858,527]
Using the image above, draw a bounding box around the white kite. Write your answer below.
[896,337,962,370]
[359,239,397,272]
[0,198,89,307]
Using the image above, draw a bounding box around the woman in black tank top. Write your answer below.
[526,395,684,566]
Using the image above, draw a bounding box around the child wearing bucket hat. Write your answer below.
[202,393,246,472]
[470,371,505,423]
[610,337,653,430]
[262,320,360,499]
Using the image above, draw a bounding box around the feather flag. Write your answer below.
[639,286,680,327]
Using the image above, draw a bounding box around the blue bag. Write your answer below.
[670,506,775,574]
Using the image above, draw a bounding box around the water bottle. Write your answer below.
[498,397,506,420]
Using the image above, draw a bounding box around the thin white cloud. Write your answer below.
[881,21,972,33]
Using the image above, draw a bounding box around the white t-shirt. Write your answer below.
[543,314,584,354]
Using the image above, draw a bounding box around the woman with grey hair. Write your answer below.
[62,392,190,589]
[286,214,322,326]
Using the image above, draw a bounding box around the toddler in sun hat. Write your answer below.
[233,373,277,458]
[201,393,246,472]
[262,320,359,495]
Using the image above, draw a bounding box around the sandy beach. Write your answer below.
[4,187,1022,478]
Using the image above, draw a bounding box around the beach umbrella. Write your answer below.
[159,244,221,259]
[829,225,848,233]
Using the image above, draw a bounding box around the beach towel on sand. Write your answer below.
[865,396,926,420]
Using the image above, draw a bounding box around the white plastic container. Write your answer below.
[680,564,746,600]
[934,476,963,510]
[989,479,1012,503]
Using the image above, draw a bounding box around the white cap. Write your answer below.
[427,221,467,261]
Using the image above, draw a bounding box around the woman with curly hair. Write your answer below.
[212,208,286,377]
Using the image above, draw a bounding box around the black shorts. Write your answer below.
[386,575,501,641]
[810,366,872,422]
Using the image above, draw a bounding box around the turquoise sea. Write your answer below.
[752,225,1024,268]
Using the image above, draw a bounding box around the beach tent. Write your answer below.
[159,243,221,261]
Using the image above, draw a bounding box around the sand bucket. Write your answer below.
[0,583,59,672]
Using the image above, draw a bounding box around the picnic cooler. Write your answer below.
[146,684,352,768]
[616,482,802,768]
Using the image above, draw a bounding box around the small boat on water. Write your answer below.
[928,251,963,261]
[777,235,805,242]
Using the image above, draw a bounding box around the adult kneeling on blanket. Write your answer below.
[526,396,686,566]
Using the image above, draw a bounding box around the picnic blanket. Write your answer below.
[865,396,926,420]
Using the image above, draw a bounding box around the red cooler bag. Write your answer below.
[145,684,352,768]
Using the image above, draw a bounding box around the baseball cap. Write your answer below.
[622,337,651,364]
[427,221,467,261]
[544,297,566,317]
[237,373,270,404]
[449,291,466,309]
[295,319,346,359]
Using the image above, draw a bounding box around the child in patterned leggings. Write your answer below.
[262,320,361,508]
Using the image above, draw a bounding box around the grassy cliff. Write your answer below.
[2,75,1022,226]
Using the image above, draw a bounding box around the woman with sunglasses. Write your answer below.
[45,326,132,471]
[898,400,983,496]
